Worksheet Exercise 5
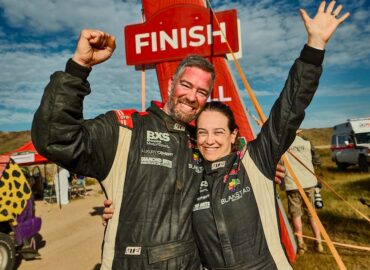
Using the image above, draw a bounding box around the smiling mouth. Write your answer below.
[179,102,196,112]
[203,147,219,151]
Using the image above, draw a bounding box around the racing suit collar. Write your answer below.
[203,152,237,177]
[148,101,189,133]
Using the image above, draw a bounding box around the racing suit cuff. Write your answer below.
[65,58,92,80]
[299,45,325,67]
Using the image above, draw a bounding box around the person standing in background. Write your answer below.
[53,166,70,205]
[284,133,324,254]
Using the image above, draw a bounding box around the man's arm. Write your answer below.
[32,30,119,180]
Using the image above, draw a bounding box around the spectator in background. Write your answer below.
[75,174,86,187]
[284,132,324,254]
[53,166,70,205]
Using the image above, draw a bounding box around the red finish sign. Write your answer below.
[124,4,239,65]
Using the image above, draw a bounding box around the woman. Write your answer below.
[192,101,292,269]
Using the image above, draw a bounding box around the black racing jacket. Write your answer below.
[192,45,324,270]
[32,60,204,269]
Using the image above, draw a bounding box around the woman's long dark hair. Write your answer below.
[197,101,240,151]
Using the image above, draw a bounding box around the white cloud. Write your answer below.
[302,102,370,129]
[0,0,369,131]
[316,84,370,97]
[0,0,142,35]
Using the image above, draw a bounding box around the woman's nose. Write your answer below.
[206,134,215,144]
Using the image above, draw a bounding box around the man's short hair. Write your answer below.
[172,55,216,91]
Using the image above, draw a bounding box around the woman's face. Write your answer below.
[196,110,237,161]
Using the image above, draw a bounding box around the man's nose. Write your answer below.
[186,89,197,102]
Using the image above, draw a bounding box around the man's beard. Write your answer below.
[167,95,199,123]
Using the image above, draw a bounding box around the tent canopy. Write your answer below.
[0,141,48,165]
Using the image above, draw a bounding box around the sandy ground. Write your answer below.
[17,184,105,270]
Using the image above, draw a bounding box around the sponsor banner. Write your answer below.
[11,153,35,164]
[125,5,239,65]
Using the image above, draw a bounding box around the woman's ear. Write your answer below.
[231,129,238,144]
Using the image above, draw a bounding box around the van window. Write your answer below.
[331,136,337,146]
[355,132,370,144]
[338,135,348,146]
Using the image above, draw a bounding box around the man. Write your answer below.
[32,32,214,269]
[285,133,324,254]
[32,1,349,268]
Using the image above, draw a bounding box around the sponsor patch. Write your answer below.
[211,161,226,170]
[147,131,170,142]
[193,201,210,211]
[188,163,203,173]
[141,149,174,157]
[141,157,173,168]
[173,123,186,131]
[221,186,251,205]
[125,246,142,255]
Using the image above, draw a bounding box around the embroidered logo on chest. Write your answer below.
[228,178,241,192]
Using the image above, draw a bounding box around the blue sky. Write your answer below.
[0,0,369,132]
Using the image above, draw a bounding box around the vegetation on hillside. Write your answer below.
[0,130,31,154]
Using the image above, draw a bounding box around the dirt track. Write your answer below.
[17,184,105,270]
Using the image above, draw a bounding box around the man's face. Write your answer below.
[165,67,212,123]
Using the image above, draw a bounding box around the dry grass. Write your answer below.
[279,148,370,270]
[299,127,333,147]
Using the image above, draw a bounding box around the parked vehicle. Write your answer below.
[331,118,370,172]
[0,158,42,270]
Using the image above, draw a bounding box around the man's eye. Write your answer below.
[198,91,208,97]
[181,83,191,88]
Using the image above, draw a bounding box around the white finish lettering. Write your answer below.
[208,85,232,102]
[134,22,228,54]
[151,32,158,52]
[160,29,178,51]
[135,33,150,54]
[180,27,187,48]
[189,26,205,47]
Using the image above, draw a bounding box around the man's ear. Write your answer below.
[168,77,174,95]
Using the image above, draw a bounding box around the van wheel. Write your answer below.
[336,162,348,171]
[0,233,16,270]
[359,156,369,172]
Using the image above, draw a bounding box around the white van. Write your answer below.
[331,118,370,172]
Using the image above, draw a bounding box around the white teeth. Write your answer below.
[204,147,218,151]
[179,103,193,112]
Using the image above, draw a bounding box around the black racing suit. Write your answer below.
[32,59,203,269]
[192,45,324,269]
